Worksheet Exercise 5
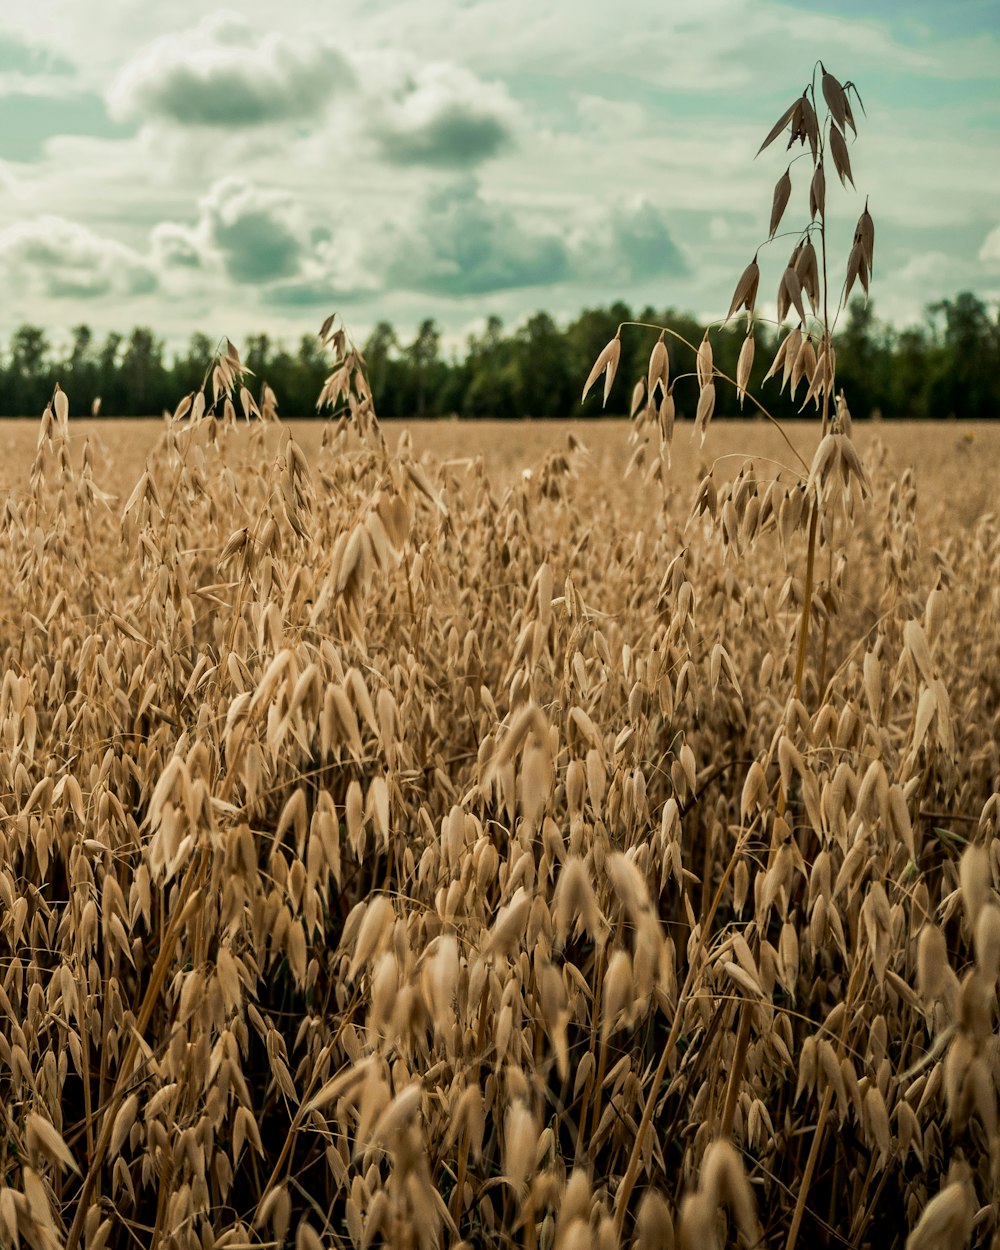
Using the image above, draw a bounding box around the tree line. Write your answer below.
[0,291,997,420]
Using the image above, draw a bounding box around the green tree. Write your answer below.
[834,299,891,419]
[407,319,442,418]
[171,332,214,400]
[927,292,998,420]
[362,321,399,406]
[10,324,49,377]
[62,324,99,415]
[513,311,571,418]
[4,325,52,414]
[883,326,930,419]
[567,302,639,415]
[245,333,272,379]
[67,324,93,369]
[121,327,166,415]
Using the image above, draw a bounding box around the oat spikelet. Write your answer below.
[769,167,793,239]
[905,1180,974,1250]
[582,333,622,407]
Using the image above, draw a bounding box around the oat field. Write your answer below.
[3,59,1000,1250]
[0,350,998,1250]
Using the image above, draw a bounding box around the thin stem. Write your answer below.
[69,691,271,1250]
[612,816,760,1236]
[66,864,208,1250]
[617,322,811,475]
[793,504,820,700]
[818,522,835,694]
[720,994,754,1139]
[784,956,863,1250]
[816,117,834,439]
[575,943,607,1167]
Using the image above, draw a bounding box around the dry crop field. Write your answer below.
[2,65,1000,1250]
[1,417,996,529]
[0,355,998,1250]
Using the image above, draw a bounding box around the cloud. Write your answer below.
[545,198,689,287]
[266,278,355,307]
[0,91,133,162]
[150,222,203,270]
[575,94,647,137]
[199,178,304,282]
[366,59,517,167]
[384,178,569,296]
[0,31,73,78]
[0,216,156,298]
[590,199,689,282]
[151,178,307,284]
[375,181,688,300]
[149,177,375,302]
[260,221,382,307]
[892,250,967,286]
[108,12,353,128]
[979,225,1000,267]
[0,0,992,346]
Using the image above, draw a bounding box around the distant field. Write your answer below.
[1,416,997,525]
[3,398,999,1248]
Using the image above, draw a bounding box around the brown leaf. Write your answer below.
[809,163,826,220]
[839,80,860,134]
[821,66,850,132]
[696,333,714,391]
[842,91,857,135]
[800,341,829,411]
[780,325,802,392]
[736,334,755,409]
[695,381,716,443]
[582,333,622,407]
[763,331,789,383]
[846,80,867,125]
[647,333,670,401]
[799,94,820,159]
[790,334,816,400]
[778,266,805,324]
[757,100,798,155]
[26,1114,79,1175]
[844,240,866,304]
[795,241,820,312]
[829,125,854,188]
[857,201,875,272]
[769,168,793,239]
[726,257,760,322]
[630,379,646,418]
[785,96,813,154]
[658,390,675,444]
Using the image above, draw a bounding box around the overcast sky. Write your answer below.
[0,0,998,356]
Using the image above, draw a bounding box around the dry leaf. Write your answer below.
[821,65,850,132]
[757,99,798,155]
[829,124,854,187]
[736,334,755,408]
[769,168,793,238]
[726,257,761,322]
[809,163,826,220]
[582,333,622,407]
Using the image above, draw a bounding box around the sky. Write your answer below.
[0,0,998,357]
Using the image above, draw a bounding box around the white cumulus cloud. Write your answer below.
[359,54,520,167]
[979,225,1000,266]
[0,216,156,298]
[108,11,353,128]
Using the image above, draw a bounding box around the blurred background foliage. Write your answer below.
[0,291,997,420]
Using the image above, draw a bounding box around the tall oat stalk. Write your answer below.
[586,63,878,1240]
